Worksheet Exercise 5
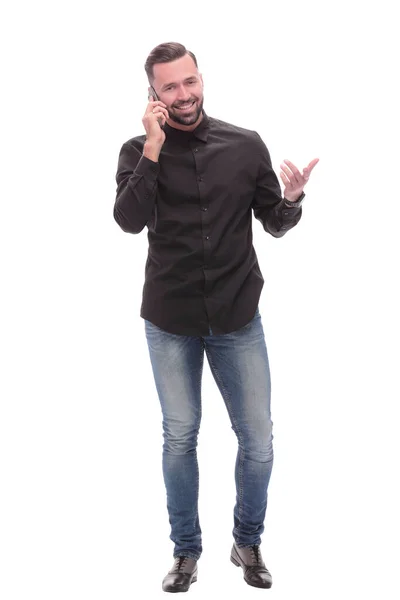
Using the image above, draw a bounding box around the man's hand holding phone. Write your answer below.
[142,95,169,161]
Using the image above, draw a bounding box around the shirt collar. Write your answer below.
[163,109,210,143]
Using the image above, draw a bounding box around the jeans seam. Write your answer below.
[205,348,245,529]
[193,351,204,537]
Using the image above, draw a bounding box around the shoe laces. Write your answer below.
[173,556,188,572]
[250,545,262,564]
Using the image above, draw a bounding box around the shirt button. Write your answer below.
[201,207,208,211]
[283,211,289,216]
[194,148,198,153]
[198,176,203,182]
[205,236,210,240]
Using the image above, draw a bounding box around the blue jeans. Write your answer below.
[144,306,273,560]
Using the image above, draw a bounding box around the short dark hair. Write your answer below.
[144,42,198,84]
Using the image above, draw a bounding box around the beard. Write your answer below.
[168,97,204,126]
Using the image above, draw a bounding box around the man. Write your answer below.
[114,42,319,593]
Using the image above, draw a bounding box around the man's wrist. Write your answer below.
[143,141,162,163]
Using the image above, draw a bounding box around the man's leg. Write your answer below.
[144,319,205,560]
[203,306,274,547]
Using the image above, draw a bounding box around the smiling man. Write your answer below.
[114,41,319,593]
[152,56,204,129]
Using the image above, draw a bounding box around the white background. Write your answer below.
[1,0,399,598]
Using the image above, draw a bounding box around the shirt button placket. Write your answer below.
[198,173,211,300]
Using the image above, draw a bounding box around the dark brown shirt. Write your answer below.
[114,110,304,336]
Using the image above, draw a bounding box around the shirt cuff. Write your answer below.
[134,154,160,177]
[283,191,305,208]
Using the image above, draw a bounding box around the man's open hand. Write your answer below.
[280,158,319,202]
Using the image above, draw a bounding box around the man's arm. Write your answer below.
[251,132,304,238]
[113,141,160,234]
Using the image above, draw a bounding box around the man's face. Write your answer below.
[150,54,204,129]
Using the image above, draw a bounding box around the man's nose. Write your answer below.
[176,86,191,100]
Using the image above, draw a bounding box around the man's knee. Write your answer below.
[162,421,201,454]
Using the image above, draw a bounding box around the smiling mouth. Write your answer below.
[175,101,195,111]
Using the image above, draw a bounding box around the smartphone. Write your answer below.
[148,85,165,129]
[148,85,160,101]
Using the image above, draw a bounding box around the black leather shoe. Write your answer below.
[230,542,272,588]
[162,556,198,593]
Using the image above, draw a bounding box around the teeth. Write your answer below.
[177,102,194,109]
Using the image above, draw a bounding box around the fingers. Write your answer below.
[281,157,320,185]
[280,160,303,186]
[308,158,320,171]
[283,159,303,182]
[279,169,291,187]
[152,105,169,121]
[145,98,168,114]
[303,158,319,179]
[143,97,169,127]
